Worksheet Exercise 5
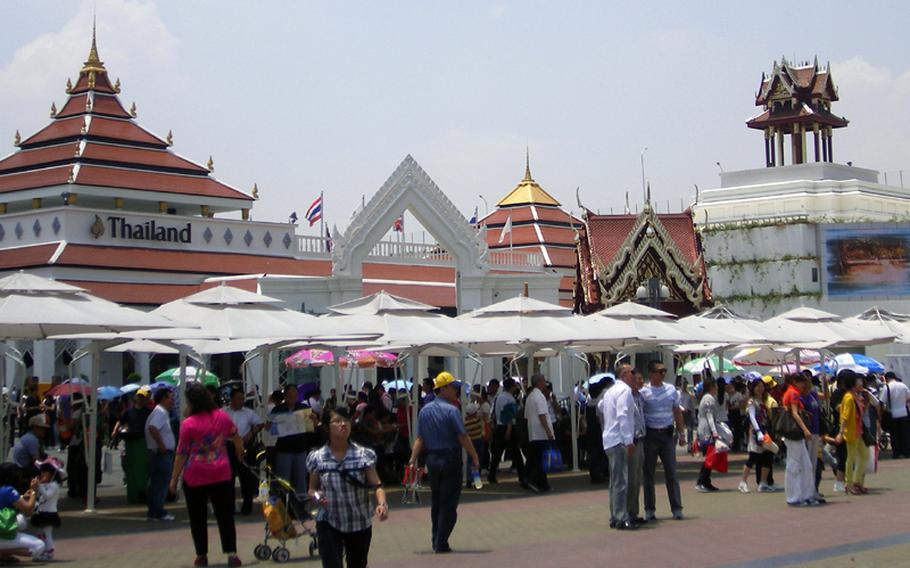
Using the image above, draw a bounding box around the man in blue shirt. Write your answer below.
[640,360,686,521]
[408,372,480,554]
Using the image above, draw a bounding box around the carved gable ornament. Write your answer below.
[598,206,705,308]
[331,155,489,278]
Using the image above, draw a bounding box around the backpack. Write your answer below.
[0,508,18,540]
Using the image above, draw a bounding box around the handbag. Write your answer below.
[0,508,17,540]
[775,408,805,441]
[542,443,565,474]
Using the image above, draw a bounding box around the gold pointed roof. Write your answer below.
[496,151,560,207]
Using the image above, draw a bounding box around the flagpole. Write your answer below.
[319,190,325,252]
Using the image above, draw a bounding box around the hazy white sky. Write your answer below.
[1,1,908,236]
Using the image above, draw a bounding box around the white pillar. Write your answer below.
[135,352,151,384]
[32,340,55,382]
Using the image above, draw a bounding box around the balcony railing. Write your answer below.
[295,236,544,270]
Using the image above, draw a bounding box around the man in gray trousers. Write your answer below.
[599,364,638,531]
[628,371,647,524]
[641,359,687,521]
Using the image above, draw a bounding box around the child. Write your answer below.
[31,463,62,561]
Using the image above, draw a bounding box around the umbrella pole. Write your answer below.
[84,344,101,514]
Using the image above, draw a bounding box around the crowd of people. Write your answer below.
[0,359,906,565]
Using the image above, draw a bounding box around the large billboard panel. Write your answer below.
[824,226,910,297]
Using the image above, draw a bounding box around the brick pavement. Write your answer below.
[45,454,910,567]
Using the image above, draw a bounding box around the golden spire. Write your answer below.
[252,183,259,199]
[81,18,106,75]
[523,145,533,182]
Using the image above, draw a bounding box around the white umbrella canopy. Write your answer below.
[577,301,722,350]
[0,271,178,338]
[456,295,593,354]
[151,283,360,342]
[679,304,814,348]
[845,306,910,344]
[322,291,466,349]
[764,306,896,349]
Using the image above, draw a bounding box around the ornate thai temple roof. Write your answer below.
[0,27,253,205]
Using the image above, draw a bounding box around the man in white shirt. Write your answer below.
[144,389,176,522]
[524,374,555,493]
[883,372,910,459]
[599,364,638,530]
[225,387,264,514]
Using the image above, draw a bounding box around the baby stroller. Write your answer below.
[251,455,318,563]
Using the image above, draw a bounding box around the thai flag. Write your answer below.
[469,206,478,225]
[305,194,323,226]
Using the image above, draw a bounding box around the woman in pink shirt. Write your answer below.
[169,384,244,567]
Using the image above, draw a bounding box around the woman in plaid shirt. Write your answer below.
[307,407,389,568]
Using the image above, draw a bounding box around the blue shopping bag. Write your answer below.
[542,443,565,473]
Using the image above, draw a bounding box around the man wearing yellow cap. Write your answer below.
[408,371,480,553]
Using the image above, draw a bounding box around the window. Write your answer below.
[811,267,819,283]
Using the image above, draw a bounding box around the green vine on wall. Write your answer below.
[705,254,818,269]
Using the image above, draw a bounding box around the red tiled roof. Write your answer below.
[80,144,208,173]
[0,146,77,173]
[0,243,59,269]
[21,118,84,146]
[88,117,167,146]
[70,72,117,95]
[546,247,579,267]
[0,166,71,193]
[56,94,131,119]
[362,282,454,308]
[62,279,199,305]
[482,206,580,227]
[363,263,454,282]
[585,212,703,268]
[55,244,331,276]
[74,165,250,200]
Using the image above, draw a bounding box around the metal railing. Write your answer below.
[295,235,544,270]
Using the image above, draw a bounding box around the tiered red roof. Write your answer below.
[0,32,252,203]
[747,58,848,132]
[575,207,711,316]
[478,158,582,307]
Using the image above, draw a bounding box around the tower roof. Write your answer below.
[496,151,560,207]
[747,57,848,131]
[0,30,253,205]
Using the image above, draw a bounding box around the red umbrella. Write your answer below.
[46,378,91,398]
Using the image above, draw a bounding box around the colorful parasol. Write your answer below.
[284,349,398,369]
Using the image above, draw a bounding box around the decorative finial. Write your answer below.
[85,95,93,112]
[14,130,21,146]
[129,102,137,117]
[81,17,105,75]
[646,181,651,204]
[252,183,259,199]
[66,78,73,93]
[165,130,173,146]
[49,102,57,117]
[207,156,214,172]
[523,145,533,181]
[113,78,120,93]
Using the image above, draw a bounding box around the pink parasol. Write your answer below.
[284,349,397,369]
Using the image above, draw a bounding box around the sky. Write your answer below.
[0,1,908,237]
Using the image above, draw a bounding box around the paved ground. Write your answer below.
[43,452,910,567]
